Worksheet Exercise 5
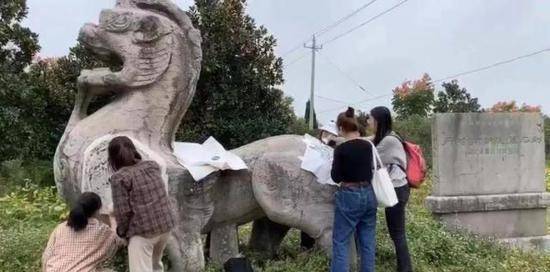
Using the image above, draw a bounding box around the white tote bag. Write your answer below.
[367,140,398,207]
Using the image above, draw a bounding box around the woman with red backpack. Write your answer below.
[368,106,413,272]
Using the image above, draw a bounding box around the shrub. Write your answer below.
[394,115,432,167]
[2,176,550,272]
[0,183,67,271]
[0,160,54,194]
[392,73,435,118]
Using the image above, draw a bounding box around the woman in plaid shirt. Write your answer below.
[42,192,124,272]
[108,136,176,272]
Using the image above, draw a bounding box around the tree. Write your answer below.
[391,73,435,118]
[434,80,481,113]
[489,101,541,113]
[304,100,318,130]
[1,0,300,161]
[0,0,40,73]
[0,43,113,161]
[179,0,296,149]
[0,56,79,161]
[0,0,43,160]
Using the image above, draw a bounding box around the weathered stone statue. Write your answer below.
[53,1,336,270]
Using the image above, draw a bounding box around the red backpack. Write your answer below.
[392,135,427,188]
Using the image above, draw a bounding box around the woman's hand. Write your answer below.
[108,213,118,229]
[97,214,110,225]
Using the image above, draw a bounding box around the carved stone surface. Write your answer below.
[54,0,202,206]
[428,113,549,251]
[53,1,338,270]
[209,224,239,265]
[169,135,336,270]
[431,113,545,196]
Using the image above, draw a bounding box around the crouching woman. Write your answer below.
[42,192,124,272]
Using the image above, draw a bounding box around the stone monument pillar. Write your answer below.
[426,113,550,251]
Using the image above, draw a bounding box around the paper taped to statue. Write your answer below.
[300,134,337,186]
[173,137,248,181]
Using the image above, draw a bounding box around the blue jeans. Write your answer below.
[331,185,377,272]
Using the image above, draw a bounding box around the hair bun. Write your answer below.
[345,107,355,117]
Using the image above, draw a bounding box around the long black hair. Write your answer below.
[370,106,393,146]
[67,192,102,231]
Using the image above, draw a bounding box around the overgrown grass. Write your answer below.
[0,184,66,271]
[1,168,549,271]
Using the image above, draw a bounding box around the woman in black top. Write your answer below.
[330,107,377,272]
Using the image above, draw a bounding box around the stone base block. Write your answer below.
[426,193,550,213]
[437,209,547,238]
[499,235,550,252]
[427,193,549,238]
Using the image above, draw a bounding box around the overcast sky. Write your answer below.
[25,0,550,123]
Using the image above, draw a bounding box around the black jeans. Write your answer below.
[385,184,412,272]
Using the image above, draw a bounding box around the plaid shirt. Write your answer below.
[110,161,176,238]
[42,218,124,272]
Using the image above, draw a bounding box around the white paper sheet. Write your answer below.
[173,137,248,181]
[300,134,338,186]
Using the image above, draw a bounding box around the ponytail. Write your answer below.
[336,107,359,133]
[67,205,88,231]
[345,107,354,118]
[66,192,102,232]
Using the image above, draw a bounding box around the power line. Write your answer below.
[316,94,350,104]
[316,47,550,114]
[315,0,379,37]
[283,53,308,68]
[281,42,310,58]
[318,93,391,114]
[281,0,380,58]
[318,52,371,96]
[321,0,411,46]
[433,48,550,83]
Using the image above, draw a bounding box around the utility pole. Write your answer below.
[304,35,322,130]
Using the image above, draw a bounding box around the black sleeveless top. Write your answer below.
[331,139,374,183]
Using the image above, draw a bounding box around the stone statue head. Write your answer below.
[78,0,195,87]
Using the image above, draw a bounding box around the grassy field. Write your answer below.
[1,169,549,271]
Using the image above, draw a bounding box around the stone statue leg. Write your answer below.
[166,228,204,272]
[248,217,291,258]
[251,153,337,257]
[209,224,240,265]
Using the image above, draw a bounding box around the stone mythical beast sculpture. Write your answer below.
[53,1,336,270]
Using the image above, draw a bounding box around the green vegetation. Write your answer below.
[394,115,432,167]
[0,1,548,272]
[2,166,548,272]
[0,184,66,271]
